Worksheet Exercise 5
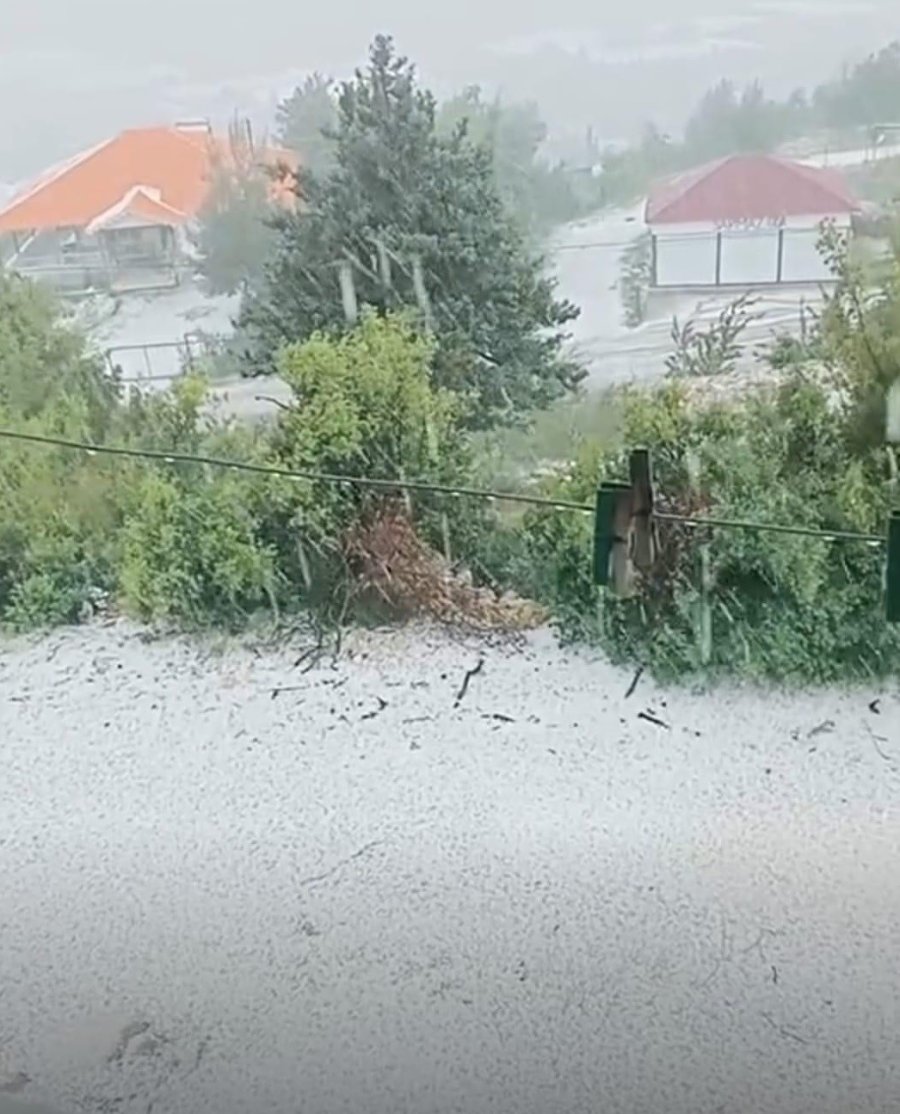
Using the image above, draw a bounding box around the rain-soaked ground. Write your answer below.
[2,620,899,1114]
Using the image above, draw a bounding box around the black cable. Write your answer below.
[0,427,886,545]
[0,428,594,513]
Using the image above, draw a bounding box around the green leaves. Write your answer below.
[269,312,463,526]
[434,86,584,234]
[118,470,278,627]
[513,333,900,682]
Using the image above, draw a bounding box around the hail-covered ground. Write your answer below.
[1,619,898,1114]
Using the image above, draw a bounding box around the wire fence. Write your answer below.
[105,332,242,384]
[610,511,898,679]
[0,427,886,544]
[0,426,896,674]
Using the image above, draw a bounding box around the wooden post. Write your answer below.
[375,238,391,291]
[411,255,434,332]
[629,449,657,573]
[441,512,452,564]
[686,449,713,666]
[338,259,358,325]
[887,512,900,623]
[593,482,635,598]
[594,451,659,599]
[610,486,637,598]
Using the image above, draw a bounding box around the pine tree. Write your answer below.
[239,35,582,427]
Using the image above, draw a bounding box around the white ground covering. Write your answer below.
[1,620,898,1114]
[551,203,826,389]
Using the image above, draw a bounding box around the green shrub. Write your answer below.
[514,375,900,682]
[118,470,280,627]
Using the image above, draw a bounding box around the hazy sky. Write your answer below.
[1,0,890,76]
[1,0,897,179]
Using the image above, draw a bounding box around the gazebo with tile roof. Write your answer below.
[0,123,296,294]
[644,153,860,290]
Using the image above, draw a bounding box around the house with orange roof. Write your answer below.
[0,121,296,295]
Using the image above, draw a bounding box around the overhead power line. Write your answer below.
[0,428,593,514]
[0,427,886,546]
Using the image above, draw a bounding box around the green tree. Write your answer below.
[817,223,900,454]
[240,35,581,427]
[255,311,481,605]
[684,79,739,159]
[275,73,340,182]
[679,78,808,164]
[0,272,124,627]
[0,272,118,434]
[814,42,900,130]
[192,118,279,296]
[435,86,583,231]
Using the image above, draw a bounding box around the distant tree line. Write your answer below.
[597,40,900,205]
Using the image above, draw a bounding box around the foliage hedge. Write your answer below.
[505,379,900,683]
[2,226,900,686]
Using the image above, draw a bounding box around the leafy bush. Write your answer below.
[665,295,760,379]
[118,470,279,627]
[0,273,280,630]
[514,375,900,682]
[4,217,900,690]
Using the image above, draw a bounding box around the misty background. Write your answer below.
[1,0,897,185]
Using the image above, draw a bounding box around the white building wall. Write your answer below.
[650,213,851,288]
[780,228,835,283]
[654,232,716,286]
[719,228,780,284]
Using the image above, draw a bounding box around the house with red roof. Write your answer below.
[644,153,860,291]
[0,122,296,295]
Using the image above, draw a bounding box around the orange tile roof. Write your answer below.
[0,126,298,234]
[85,185,188,234]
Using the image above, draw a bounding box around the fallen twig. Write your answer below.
[761,1011,808,1045]
[625,666,644,700]
[254,394,292,412]
[296,840,383,889]
[360,696,388,721]
[808,719,835,739]
[455,658,484,706]
[270,685,305,700]
[293,646,320,670]
[866,722,895,764]
[638,710,670,731]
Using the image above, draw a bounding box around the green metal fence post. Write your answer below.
[887,510,900,622]
[593,481,631,591]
